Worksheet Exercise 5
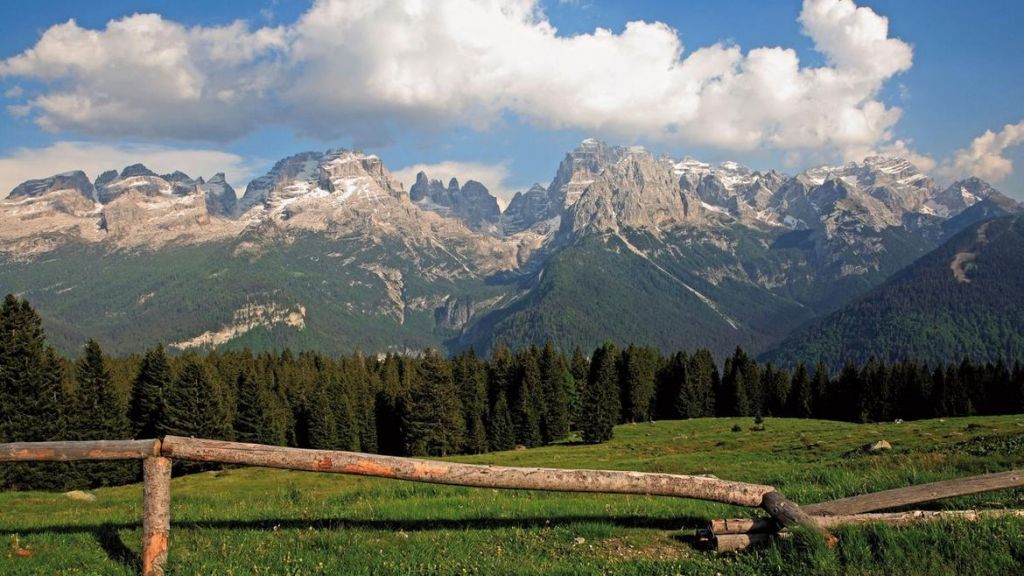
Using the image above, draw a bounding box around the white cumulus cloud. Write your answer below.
[939,120,1024,183]
[1,0,913,161]
[0,142,260,198]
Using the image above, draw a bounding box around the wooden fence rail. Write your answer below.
[1,438,1021,574]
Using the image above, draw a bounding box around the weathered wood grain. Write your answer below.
[711,509,1024,535]
[761,491,835,545]
[142,457,171,576]
[160,436,776,507]
[0,439,160,462]
[803,469,1024,516]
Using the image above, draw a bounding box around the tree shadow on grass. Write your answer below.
[2,513,710,566]
[93,522,139,571]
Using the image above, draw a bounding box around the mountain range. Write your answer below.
[0,139,1019,363]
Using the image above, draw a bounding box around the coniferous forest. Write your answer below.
[2,293,1023,491]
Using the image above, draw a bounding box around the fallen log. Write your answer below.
[760,491,836,545]
[803,469,1024,516]
[713,532,789,553]
[710,509,1024,535]
[0,439,161,462]
[160,436,775,507]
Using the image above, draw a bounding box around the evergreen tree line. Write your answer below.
[2,295,1023,490]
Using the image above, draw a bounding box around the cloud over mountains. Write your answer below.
[2,0,914,161]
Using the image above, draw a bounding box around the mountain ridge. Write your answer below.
[1,140,1019,359]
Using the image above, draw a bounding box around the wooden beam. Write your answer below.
[713,533,789,552]
[803,469,1024,516]
[761,491,835,545]
[142,457,171,576]
[160,436,776,508]
[711,509,1024,535]
[0,439,160,462]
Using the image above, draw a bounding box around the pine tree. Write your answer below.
[306,385,339,450]
[785,364,813,418]
[581,343,619,443]
[234,369,284,445]
[71,339,134,486]
[329,376,359,451]
[834,362,862,422]
[346,353,379,453]
[0,296,73,490]
[685,349,717,418]
[1012,362,1024,414]
[568,347,589,430]
[761,363,790,417]
[404,350,464,456]
[511,350,543,447]
[128,344,172,439]
[619,344,658,423]
[655,352,686,419]
[811,363,830,418]
[453,350,489,454]
[375,354,409,455]
[718,350,750,417]
[488,390,515,452]
[539,342,570,443]
[160,356,233,440]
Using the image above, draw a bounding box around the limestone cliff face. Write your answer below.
[410,172,501,231]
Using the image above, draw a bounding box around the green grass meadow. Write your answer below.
[2,416,1024,575]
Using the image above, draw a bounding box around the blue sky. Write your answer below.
[0,0,1021,200]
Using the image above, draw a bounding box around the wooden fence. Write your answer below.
[1,437,1022,575]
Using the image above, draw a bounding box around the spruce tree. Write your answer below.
[160,357,233,440]
[453,350,489,454]
[375,354,409,455]
[568,347,589,430]
[761,363,790,417]
[488,390,515,452]
[71,339,134,486]
[234,369,284,445]
[655,352,686,419]
[785,364,813,418]
[128,344,172,439]
[811,363,830,418]
[404,350,464,456]
[328,376,359,451]
[718,350,750,417]
[685,349,717,418]
[539,342,571,443]
[620,344,657,423]
[581,343,619,443]
[0,296,73,490]
[511,350,543,447]
[306,386,339,450]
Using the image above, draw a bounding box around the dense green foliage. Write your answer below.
[1,294,1023,490]
[767,215,1024,368]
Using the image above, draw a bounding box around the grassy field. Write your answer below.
[2,416,1024,575]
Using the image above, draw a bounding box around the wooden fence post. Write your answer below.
[142,456,171,576]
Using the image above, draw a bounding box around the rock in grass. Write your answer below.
[64,490,97,502]
[868,440,892,452]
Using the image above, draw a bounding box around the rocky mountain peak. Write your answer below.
[409,170,500,231]
[569,144,701,235]
[237,151,325,214]
[93,163,207,204]
[8,170,95,201]
[120,163,157,179]
[199,173,237,217]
